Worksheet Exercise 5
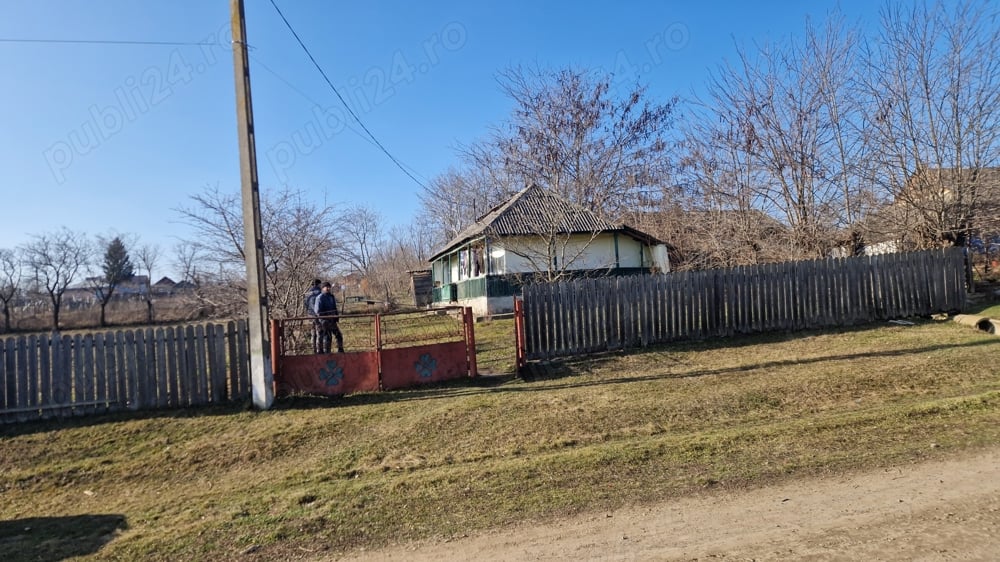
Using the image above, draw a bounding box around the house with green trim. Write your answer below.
[427,185,670,316]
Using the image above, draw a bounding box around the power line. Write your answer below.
[250,55,431,186]
[250,56,381,152]
[266,0,427,190]
[0,38,219,47]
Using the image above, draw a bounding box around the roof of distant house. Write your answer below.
[905,166,1000,193]
[429,184,664,262]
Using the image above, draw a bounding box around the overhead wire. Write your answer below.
[250,55,382,153]
[0,38,218,46]
[266,0,428,190]
[250,56,431,187]
[1,14,432,188]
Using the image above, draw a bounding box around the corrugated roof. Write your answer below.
[429,185,662,261]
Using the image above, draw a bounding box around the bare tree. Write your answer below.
[421,66,678,240]
[174,185,344,319]
[20,228,91,330]
[676,11,879,263]
[170,241,217,321]
[0,248,21,333]
[708,39,843,257]
[860,0,1000,249]
[418,165,517,245]
[365,223,434,308]
[335,204,384,277]
[135,243,161,323]
[804,14,879,253]
[493,66,677,220]
[674,111,786,268]
[172,241,201,285]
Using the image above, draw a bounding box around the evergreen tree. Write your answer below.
[97,236,135,326]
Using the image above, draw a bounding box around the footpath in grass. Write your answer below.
[1,317,999,561]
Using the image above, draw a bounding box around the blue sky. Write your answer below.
[0,0,883,279]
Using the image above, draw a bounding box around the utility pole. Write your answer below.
[230,0,273,409]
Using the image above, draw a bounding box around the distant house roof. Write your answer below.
[73,274,149,291]
[685,209,787,235]
[154,276,176,287]
[429,184,664,262]
[904,166,1000,199]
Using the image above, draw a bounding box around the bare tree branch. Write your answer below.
[20,228,92,330]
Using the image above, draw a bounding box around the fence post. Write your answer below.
[513,297,526,374]
[464,306,478,377]
[374,313,383,389]
[269,318,282,395]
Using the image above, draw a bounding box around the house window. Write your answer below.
[458,249,469,280]
[433,260,451,285]
[471,244,484,277]
[489,246,505,274]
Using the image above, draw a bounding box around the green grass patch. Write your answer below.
[967,301,1000,320]
[2,318,999,560]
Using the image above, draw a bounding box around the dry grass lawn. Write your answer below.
[2,314,999,560]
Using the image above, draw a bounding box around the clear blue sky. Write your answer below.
[0,0,882,279]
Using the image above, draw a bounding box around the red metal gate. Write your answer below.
[270,307,477,397]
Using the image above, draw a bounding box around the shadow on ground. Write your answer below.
[0,514,127,561]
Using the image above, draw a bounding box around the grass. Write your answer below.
[2,316,1000,561]
[968,301,1000,320]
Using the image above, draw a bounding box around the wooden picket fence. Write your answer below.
[0,320,251,424]
[520,249,968,361]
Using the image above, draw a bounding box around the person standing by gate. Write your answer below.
[304,278,322,353]
[314,281,344,353]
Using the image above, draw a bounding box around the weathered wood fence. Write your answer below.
[0,320,251,424]
[521,249,967,361]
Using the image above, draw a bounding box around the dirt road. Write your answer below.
[342,447,1000,561]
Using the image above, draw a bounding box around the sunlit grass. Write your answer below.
[1,317,998,560]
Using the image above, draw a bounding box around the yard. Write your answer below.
[2,310,1000,560]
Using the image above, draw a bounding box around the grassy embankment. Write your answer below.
[2,308,1000,560]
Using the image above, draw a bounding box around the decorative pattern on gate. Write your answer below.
[415,353,438,378]
[319,360,345,387]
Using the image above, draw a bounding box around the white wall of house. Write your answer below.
[461,295,489,317]
[461,295,516,316]
[430,232,667,316]
[495,233,647,273]
[829,240,901,258]
[616,236,648,268]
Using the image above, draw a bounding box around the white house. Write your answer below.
[427,185,670,316]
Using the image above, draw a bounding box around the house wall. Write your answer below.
[497,233,628,273]
[429,232,662,314]
[432,295,490,317]
[436,295,515,317]
[431,232,658,284]
[616,236,649,268]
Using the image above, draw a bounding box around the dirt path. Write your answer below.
[340,447,1000,561]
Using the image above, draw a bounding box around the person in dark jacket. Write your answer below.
[313,281,344,353]
[304,279,322,353]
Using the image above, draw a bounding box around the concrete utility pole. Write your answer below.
[230,0,273,409]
